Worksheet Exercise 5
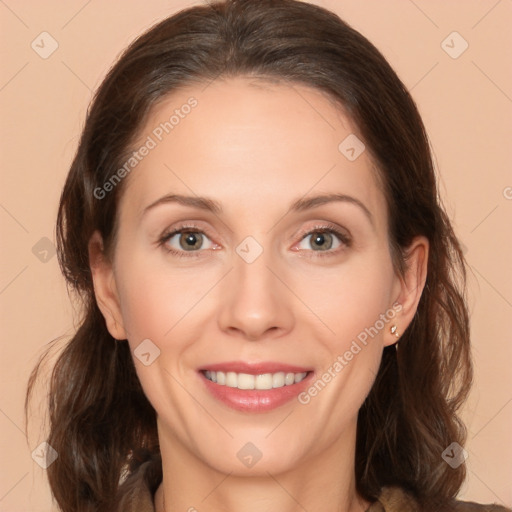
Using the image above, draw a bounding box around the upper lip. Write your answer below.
[199,361,312,375]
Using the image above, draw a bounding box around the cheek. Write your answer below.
[113,257,207,411]
[116,274,175,343]
[293,257,396,432]
[114,248,216,344]
[292,251,396,348]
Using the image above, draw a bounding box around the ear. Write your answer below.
[385,235,429,347]
[88,230,127,340]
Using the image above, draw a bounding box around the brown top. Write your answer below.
[118,460,511,512]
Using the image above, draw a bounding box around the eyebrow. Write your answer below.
[290,193,374,226]
[141,192,373,226]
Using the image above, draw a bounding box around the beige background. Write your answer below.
[1,0,511,510]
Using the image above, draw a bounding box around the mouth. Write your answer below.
[202,370,309,390]
[198,362,313,412]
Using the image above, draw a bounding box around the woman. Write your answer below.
[26,0,510,511]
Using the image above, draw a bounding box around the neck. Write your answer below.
[158,480,369,512]
[154,421,370,512]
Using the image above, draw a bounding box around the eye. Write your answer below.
[298,231,340,251]
[295,225,351,253]
[161,229,215,253]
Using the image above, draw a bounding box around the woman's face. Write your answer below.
[92,77,426,476]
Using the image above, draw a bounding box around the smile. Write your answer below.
[203,370,309,390]
[199,362,314,412]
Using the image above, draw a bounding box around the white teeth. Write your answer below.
[203,370,308,389]
[255,373,273,390]
[237,373,255,390]
[216,371,226,385]
[225,372,238,388]
[272,372,285,388]
[285,372,295,386]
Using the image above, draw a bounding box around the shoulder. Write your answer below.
[368,486,511,512]
[451,502,512,512]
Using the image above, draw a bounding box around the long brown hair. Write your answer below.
[26,1,472,510]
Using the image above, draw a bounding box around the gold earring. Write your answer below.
[390,325,400,338]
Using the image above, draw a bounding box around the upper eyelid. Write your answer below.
[297,223,349,237]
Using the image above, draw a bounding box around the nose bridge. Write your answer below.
[234,248,275,302]
[217,243,294,340]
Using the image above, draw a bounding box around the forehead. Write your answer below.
[119,77,387,231]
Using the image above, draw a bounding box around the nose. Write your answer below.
[217,250,295,341]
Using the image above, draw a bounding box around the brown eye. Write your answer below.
[162,229,214,253]
[179,231,204,251]
[298,231,341,252]
[310,232,334,250]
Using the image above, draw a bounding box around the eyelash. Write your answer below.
[157,222,352,258]
[157,223,213,258]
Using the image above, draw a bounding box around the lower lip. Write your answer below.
[200,372,313,412]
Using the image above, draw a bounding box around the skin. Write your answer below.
[89,77,428,512]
